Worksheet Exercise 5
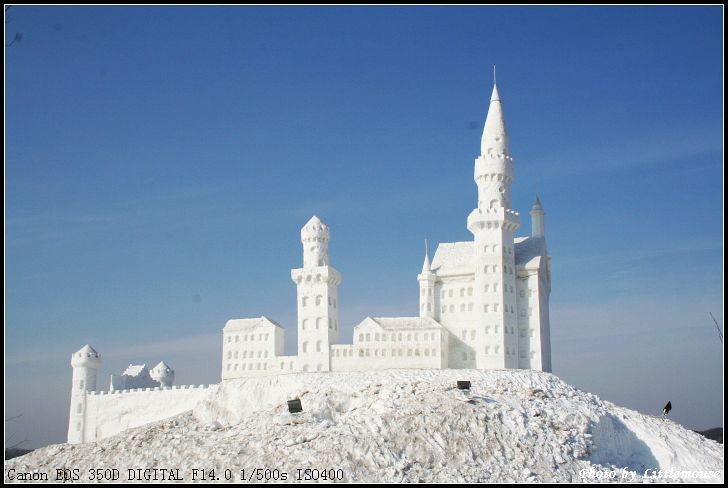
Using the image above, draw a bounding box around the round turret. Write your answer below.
[71,344,101,369]
[301,216,330,268]
[150,361,175,388]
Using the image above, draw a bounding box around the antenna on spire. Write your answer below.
[493,65,497,85]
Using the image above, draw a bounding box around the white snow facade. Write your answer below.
[221,80,552,379]
[67,79,552,444]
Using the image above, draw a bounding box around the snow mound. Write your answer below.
[5,370,723,483]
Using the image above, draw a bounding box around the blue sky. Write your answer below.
[5,6,723,448]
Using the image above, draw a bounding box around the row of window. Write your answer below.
[227,350,269,360]
[226,362,269,372]
[441,287,473,299]
[440,303,522,314]
[480,245,513,255]
[301,317,338,331]
[357,331,438,343]
[301,341,326,353]
[482,264,515,275]
[301,295,338,308]
[437,282,522,300]
[354,348,439,358]
[227,333,270,344]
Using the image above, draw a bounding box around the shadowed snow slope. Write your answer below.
[5,370,723,483]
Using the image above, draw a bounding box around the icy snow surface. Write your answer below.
[6,369,723,483]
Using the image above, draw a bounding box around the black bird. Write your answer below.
[662,401,672,418]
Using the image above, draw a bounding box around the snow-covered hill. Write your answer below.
[5,370,723,483]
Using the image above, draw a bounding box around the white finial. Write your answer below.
[425,239,429,259]
[493,65,496,86]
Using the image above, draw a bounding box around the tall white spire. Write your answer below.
[421,239,432,274]
[480,74,509,158]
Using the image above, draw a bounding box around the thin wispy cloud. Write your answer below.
[525,125,722,178]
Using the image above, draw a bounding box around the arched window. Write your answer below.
[302,342,308,353]
[302,318,308,330]
[316,317,323,330]
[302,296,309,307]
[468,287,473,296]
[316,341,322,352]
[315,296,322,306]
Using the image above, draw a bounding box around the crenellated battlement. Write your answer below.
[88,384,211,396]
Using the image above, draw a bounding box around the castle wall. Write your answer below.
[73,385,215,443]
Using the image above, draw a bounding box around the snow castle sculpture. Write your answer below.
[68,77,552,444]
[221,78,552,378]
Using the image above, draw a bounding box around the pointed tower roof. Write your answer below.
[421,252,432,274]
[76,344,98,356]
[481,73,509,158]
[532,196,543,211]
[152,361,173,372]
[301,215,330,240]
[304,215,323,227]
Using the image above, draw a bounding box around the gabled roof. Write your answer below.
[356,316,443,331]
[223,316,284,332]
[428,237,547,276]
[122,364,148,377]
[514,236,547,269]
[431,242,474,276]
